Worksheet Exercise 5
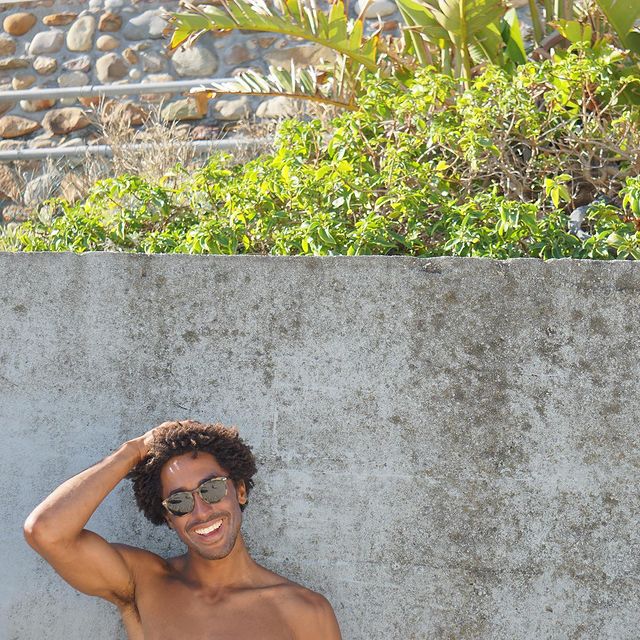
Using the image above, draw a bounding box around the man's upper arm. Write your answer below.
[311,594,342,640]
[29,529,137,605]
[293,591,342,640]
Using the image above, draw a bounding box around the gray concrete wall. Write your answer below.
[1,254,639,640]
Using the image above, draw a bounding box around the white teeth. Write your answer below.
[195,520,222,535]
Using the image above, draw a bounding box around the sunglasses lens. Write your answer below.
[199,478,227,504]
[164,492,194,516]
[163,478,227,516]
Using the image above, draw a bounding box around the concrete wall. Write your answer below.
[1,254,639,639]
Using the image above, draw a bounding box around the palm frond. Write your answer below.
[190,64,359,110]
[171,0,378,72]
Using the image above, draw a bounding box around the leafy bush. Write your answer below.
[2,47,640,259]
[171,0,640,107]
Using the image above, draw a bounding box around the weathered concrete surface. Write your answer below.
[1,254,640,639]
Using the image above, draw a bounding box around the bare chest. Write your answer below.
[122,578,296,640]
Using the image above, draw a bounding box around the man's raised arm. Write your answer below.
[23,430,153,605]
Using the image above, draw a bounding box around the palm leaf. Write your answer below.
[171,0,378,72]
[500,8,526,65]
[395,0,450,42]
[396,0,506,77]
[424,0,506,46]
[595,0,640,47]
[190,63,358,110]
[470,22,504,64]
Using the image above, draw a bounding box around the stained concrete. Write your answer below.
[1,254,639,639]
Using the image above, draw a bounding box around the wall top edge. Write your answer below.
[1,252,640,268]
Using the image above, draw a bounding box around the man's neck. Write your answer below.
[181,534,261,590]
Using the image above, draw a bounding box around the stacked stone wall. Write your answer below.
[0,0,531,219]
[0,0,533,143]
[0,0,415,145]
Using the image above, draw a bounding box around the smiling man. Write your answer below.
[24,420,341,639]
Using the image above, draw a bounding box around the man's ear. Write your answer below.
[236,480,247,505]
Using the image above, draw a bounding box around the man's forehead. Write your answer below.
[159,451,227,493]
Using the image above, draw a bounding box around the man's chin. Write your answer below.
[189,535,238,561]
[194,543,235,561]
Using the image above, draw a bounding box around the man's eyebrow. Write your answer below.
[168,473,224,496]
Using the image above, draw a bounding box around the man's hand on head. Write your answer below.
[132,421,173,463]
[132,428,156,463]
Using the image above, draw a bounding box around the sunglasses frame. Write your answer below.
[162,476,229,517]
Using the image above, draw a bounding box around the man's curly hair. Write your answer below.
[128,420,257,526]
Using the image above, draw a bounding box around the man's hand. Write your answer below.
[131,421,179,463]
[131,427,156,463]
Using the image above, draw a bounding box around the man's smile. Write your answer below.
[191,518,224,539]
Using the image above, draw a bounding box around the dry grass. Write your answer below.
[3,102,203,218]
[231,117,279,162]
[1,98,278,223]
[94,100,199,180]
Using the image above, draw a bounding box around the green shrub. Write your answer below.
[2,46,640,259]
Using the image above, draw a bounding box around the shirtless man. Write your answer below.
[24,420,342,639]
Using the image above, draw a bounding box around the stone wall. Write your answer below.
[0,0,274,142]
[0,0,532,218]
[0,0,403,143]
[0,0,533,143]
[2,255,640,639]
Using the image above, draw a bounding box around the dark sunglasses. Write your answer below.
[162,477,228,516]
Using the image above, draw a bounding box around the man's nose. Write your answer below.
[191,492,213,516]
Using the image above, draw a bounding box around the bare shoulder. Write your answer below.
[264,579,342,640]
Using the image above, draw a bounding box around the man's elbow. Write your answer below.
[24,510,44,549]
[23,509,60,552]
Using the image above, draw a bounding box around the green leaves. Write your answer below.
[3,53,640,260]
[622,176,640,217]
[628,30,640,55]
[395,0,449,43]
[499,9,526,66]
[170,0,378,106]
[192,63,358,109]
[553,19,593,45]
[396,0,506,78]
[544,174,572,208]
[169,12,212,50]
[425,0,505,46]
[396,0,505,44]
[165,0,640,112]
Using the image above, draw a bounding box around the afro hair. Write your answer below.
[128,420,257,526]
